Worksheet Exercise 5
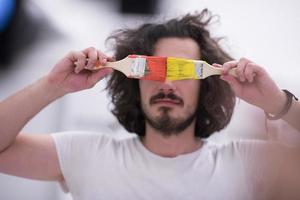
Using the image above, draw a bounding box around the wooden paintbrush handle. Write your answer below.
[208,64,237,77]
[228,68,237,77]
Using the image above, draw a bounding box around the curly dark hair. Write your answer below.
[106,9,236,138]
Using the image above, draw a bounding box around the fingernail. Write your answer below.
[85,64,92,69]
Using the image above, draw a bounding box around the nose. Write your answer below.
[158,80,177,93]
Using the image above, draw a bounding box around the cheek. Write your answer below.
[184,92,199,106]
[181,81,201,105]
[139,80,153,104]
[140,92,148,105]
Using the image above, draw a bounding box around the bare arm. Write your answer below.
[0,47,113,181]
[0,77,62,153]
[219,58,300,131]
[0,134,61,181]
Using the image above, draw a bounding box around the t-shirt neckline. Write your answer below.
[133,136,209,162]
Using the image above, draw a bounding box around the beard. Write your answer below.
[141,92,197,136]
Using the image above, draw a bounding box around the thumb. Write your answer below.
[212,63,222,68]
[89,68,113,86]
[220,75,241,95]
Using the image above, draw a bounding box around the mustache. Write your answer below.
[149,92,184,105]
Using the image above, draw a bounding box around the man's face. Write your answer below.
[139,37,201,135]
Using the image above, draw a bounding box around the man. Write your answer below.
[0,9,299,199]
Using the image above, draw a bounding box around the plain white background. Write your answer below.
[0,0,299,199]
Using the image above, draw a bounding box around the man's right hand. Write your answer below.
[46,47,113,96]
[0,47,113,182]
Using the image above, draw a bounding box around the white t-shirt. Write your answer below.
[52,131,300,200]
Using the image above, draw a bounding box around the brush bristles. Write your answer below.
[127,55,206,81]
[142,56,167,81]
[127,55,166,81]
[166,57,199,80]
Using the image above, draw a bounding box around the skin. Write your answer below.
[139,38,203,157]
[0,38,299,183]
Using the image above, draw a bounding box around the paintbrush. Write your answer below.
[90,55,236,81]
[90,55,166,81]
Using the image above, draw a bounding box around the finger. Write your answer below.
[83,47,98,69]
[222,60,238,75]
[220,75,242,96]
[70,51,87,73]
[88,68,113,86]
[236,61,246,82]
[250,63,266,77]
[237,58,253,82]
[244,62,256,82]
[107,56,115,62]
[97,50,109,66]
[212,63,222,68]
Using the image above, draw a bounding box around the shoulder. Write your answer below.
[51,131,137,151]
[51,130,110,146]
[207,139,282,152]
[206,139,300,167]
[205,139,290,161]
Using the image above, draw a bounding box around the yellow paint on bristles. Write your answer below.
[166,57,198,80]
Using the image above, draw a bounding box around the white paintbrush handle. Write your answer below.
[104,58,134,76]
[89,57,147,78]
[212,66,237,77]
[201,61,237,78]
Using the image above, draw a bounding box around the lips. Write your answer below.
[149,92,184,106]
[153,98,182,105]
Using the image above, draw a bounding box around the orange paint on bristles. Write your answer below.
[143,56,166,81]
[129,55,166,81]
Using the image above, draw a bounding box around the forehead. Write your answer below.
[153,37,201,60]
